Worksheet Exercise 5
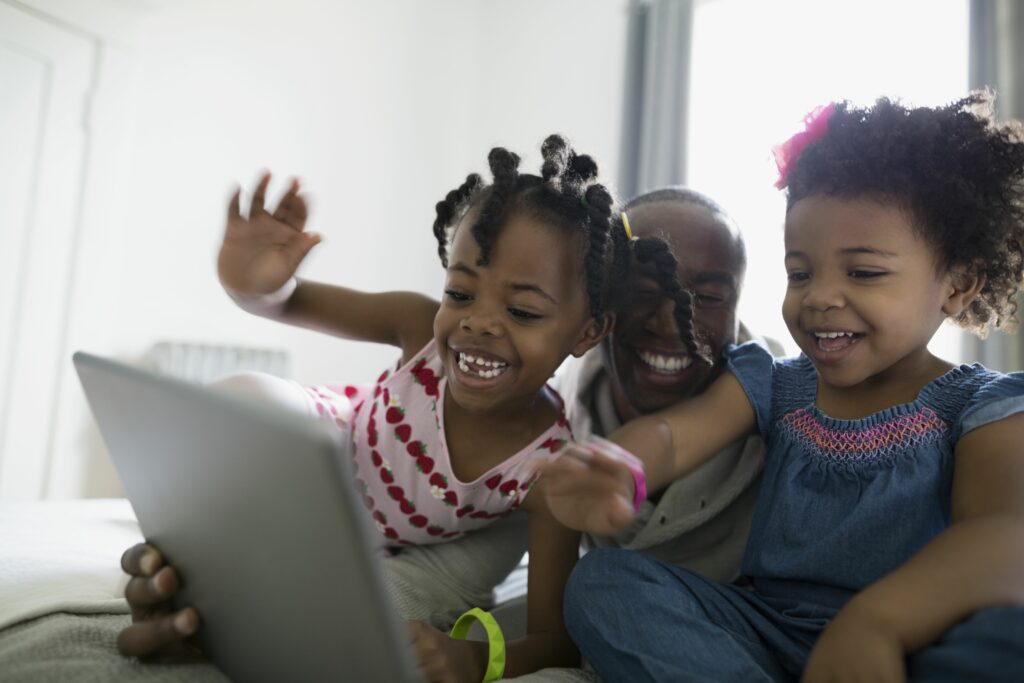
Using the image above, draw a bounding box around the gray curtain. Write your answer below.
[963,0,1024,371]
[617,0,696,199]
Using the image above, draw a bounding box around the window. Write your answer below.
[686,0,968,359]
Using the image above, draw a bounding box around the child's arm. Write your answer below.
[273,281,439,360]
[405,490,581,681]
[504,489,583,674]
[537,370,756,535]
[803,412,1024,682]
[219,172,438,358]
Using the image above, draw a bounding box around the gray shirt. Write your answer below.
[551,324,783,582]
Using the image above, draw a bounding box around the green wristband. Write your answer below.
[449,607,506,683]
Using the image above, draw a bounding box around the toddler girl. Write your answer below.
[539,94,1024,682]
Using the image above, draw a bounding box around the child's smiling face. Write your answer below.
[434,209,607,416]
[782,195,958,393]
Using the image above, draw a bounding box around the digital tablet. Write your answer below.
[74,351,421,682]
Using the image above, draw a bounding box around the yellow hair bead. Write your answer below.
[621,211,635,241]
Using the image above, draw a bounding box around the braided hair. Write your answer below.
[432,134,620,321]
[607,210,714,365]
[785,91,1024,336]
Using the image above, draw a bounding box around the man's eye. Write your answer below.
[629,289,661,305]
[445,289,471,302]
[694,293,726,306]
[787,271,810,283]
[508,308,542,321]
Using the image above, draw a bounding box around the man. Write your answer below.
[557,187,781,581]
[502,187,781,682]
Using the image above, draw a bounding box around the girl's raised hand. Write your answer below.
[532,444,637,536]
[218,172,322,298]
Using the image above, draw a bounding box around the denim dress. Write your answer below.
[730,342,1024,610]
[563,342,1024,683]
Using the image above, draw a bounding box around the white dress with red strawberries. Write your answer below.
[302,339,574,548]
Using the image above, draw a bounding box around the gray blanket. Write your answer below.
[0,613,228,683]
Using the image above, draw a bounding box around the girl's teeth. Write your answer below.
[457,352,508,379]
[814,331,858,351]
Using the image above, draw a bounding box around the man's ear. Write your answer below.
[941,268,986,317]
[571,313,614,358]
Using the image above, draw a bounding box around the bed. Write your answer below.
[0,498,543,682]
[0,498,229,682]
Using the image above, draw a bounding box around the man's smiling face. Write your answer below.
[606,199,745,418]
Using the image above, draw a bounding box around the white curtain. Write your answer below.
[617,0,696,198]
[963,0,1024,371]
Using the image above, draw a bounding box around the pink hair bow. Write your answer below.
[772,101,836,189]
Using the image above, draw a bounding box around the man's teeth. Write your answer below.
[639,350,692,373]
[814,331,855,339]
[457,352,509,379]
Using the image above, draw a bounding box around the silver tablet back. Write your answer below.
[74,351,420,683]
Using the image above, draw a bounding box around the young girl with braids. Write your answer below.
[116,135,706,682]
[539,93,1024,682]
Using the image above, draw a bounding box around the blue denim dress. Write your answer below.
[564,342,1024,682]
[730,342,1024,609]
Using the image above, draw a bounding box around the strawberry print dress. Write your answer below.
[303,339,574,548]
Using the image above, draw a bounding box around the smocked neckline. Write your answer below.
[796,356,982,428]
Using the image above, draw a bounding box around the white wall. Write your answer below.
[19,0,629,498]
[108,0,628,383]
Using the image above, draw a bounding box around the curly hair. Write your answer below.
[785,91,1024,336]
[432,134,620,321]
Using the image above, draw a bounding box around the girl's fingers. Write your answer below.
[125,565,179,609]
[227,186,241,221]
[407,622,450,682]
[530,453,587,480]
[121,543,163,576]
[584,435,636,462]
[407,620,427,647]
[116,608,199,658]
[534,447,629,482]
[600,505,637,536]
[583,449,636,480]
[272,178,300,224]
[290,192,309,227]
[250,171,272,216]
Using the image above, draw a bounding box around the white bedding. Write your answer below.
[0,498,138,631]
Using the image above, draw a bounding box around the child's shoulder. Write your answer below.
[922,363,1022,405]
[373,338,444,400]
[723,342,816,434]
[921,364,1024,438]
[387,338,441,375]
[725,341,815,393]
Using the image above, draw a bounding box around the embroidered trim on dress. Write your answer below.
[780,406,949,464]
